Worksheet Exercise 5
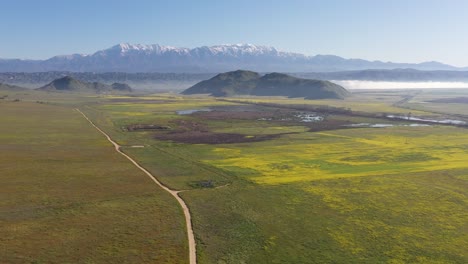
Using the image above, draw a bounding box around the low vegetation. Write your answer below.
[2,88,467,263]
[0,101,187,263]
[84,92,467,263]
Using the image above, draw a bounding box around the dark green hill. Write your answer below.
[255,73,350,99]
[182,70,350,99]
[110,82,132,92]
[0,83,28,91]
[37,76,89,91]
[183,70,259,96]
[36,76,132,94]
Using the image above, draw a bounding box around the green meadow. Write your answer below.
[1,89,467,263]
[0,101,187,263]
[84,93,467,263]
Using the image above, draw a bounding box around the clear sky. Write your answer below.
[1,0,468,66]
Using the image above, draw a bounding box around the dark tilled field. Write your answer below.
[151,113,353,144]
[154,130,286,144]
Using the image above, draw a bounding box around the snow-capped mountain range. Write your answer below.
[0,43,465,73]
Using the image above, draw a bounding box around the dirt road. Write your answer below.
[76,109,196,264]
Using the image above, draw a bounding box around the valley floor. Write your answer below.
[1,89,467,263]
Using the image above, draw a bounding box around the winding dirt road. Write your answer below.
[76,109,197,264]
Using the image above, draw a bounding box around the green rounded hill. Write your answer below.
[36,76,132,94]
[0,83,27,91]
[182,70,350,99]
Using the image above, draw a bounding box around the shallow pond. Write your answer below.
[176,108,212,115]
[294,113,324,122]
[346,123,431,128]
[386,115,466,125]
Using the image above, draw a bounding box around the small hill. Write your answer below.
[110,82,132,92]
[183,70,260,96]
[37,76,132,94]
[182,70,350,99]
[0,83,28,91]
[37,76,89,92]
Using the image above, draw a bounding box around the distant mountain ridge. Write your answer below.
[0,43,466,73]
[182,70,350,99]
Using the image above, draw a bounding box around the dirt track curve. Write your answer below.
[76,109,197,264]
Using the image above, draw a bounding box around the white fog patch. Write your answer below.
[334,80,468,90]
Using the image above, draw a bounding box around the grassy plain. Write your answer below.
[2,89,467,263]
[222,95,431,115]
[0,100,187,263]
[85,93,468,263]
[400,88,468,118]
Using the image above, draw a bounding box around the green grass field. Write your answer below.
[82,94,467,263]
[0,101,187,263]
[1,90,467,263]
[184,127,468,263]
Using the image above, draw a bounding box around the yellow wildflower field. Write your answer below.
[207,126,468,184]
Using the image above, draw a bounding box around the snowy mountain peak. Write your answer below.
[0,43,461,73]
[205,44,280,55]
[113,43,158,52]
[101,43,286,56]
[106,43,189,55]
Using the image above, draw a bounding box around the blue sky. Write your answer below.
[1,0,468,66]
